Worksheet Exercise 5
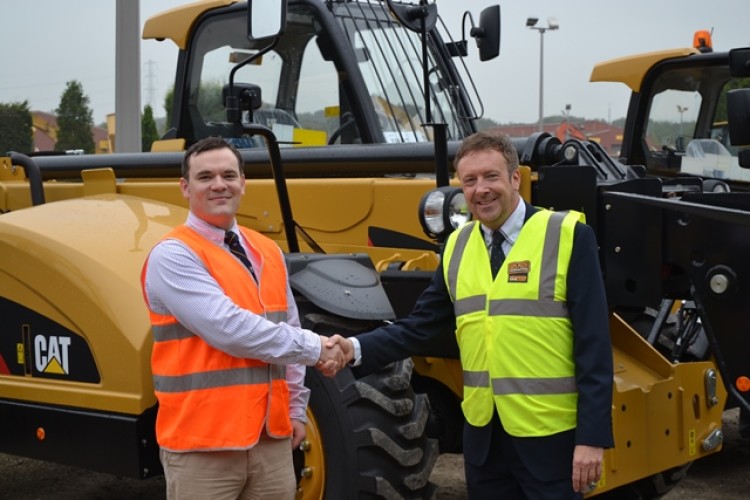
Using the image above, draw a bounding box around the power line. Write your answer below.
[144,59,157,109]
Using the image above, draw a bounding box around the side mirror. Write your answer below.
[248,0,286,41]
[223,83,262,112]
[727,88,750,168]
[474,6,500,62]
[729,47,750,77]
[224,83,262,125]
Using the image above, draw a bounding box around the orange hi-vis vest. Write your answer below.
[141,225,292,452]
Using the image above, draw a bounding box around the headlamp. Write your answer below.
[418,186,470,241]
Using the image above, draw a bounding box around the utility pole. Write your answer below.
[144,59,157,110]
[526,17,559,133]
[115,0,142,152]
[677,105,689,137]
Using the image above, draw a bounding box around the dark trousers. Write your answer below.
[463,413,582,500]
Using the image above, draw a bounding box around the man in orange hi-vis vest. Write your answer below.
[141,136,344,499]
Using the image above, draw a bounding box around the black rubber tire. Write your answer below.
[411,373,464,454]
[304,359,439,499]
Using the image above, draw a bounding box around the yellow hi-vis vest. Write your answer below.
[443,209,583,436]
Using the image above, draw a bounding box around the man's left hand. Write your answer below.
[291,419,307,449]
[572,444,604,493]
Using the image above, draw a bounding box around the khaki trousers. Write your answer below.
[160,434,296,500]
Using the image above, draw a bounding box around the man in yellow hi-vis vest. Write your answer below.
[328,132,613,499]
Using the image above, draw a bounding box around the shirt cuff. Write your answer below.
[301,330,322,366]
[290,410,308,424]
[349,337,362,367]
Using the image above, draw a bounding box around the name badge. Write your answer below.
[507,260,530,283]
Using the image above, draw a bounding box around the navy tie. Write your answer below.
[490,230,506,279]
[224,231,257,281]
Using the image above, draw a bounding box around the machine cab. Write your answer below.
[145,0,499,148]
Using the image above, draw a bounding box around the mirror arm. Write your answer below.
[461,11,476,43]
[226,38,279,124]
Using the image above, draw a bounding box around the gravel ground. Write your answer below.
[431,408,749,499]
[0,409,747,499]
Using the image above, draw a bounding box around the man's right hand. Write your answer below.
[316,335,345,376]
[326,335,354,364]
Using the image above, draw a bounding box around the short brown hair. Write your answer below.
[182,136,243,178]
[454,131,519,177]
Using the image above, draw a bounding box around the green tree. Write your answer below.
[197,80,226,122]
[0,101,33,154]
[715,77,750,123]
[141,104,159,152]
[55,80,94,153]
[163,87,174,134]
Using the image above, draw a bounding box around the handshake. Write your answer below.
[315,335,354,377]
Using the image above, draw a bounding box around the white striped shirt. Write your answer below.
[143,212,321,422]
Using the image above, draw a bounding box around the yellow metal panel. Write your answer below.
[375,251,439,272]
[592,314,727,495]
[0,157,24,181]
[293,128,327,147]
[518,165,531,203]
[589,48,698,92]
[324,106,341,118]
[142,0,237,50]
[113,176,438,262]
[82,168,117,196]
[0,195,188,414]
[412,357,464,399]
[151,138,187,152]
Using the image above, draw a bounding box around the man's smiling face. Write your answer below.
[456,149,520,230]
[180,147,246,229]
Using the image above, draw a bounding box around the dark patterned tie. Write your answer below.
[224,230,257,281]
[490,230,506,279]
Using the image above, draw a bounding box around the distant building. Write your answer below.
[487,120,624,157]
[31,111,109,154]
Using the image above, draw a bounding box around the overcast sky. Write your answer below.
[1,0,748,126]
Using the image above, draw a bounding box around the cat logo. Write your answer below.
[34,335,71,375]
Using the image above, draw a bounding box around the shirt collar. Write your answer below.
[186,211,238,246]
[481,199,525,248]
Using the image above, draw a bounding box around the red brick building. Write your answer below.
[487,120,624,157]
[32,111,109,154]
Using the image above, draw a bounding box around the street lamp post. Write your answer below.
[677,105,689,138]
[527,17,559,133]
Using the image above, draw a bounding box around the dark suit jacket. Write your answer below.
[356,202,614,481]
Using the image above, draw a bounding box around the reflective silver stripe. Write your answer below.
[153,323,195,342]
[463,370,490,387]
[488,298,568,318]
[447,222,477,300]
[492,376,577,395]
[540,212,566,301]
[154,364,286,393]
[265,311,288,323]
[447,213,570,316]
[153,311,288,343]
[455,295,487,316]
